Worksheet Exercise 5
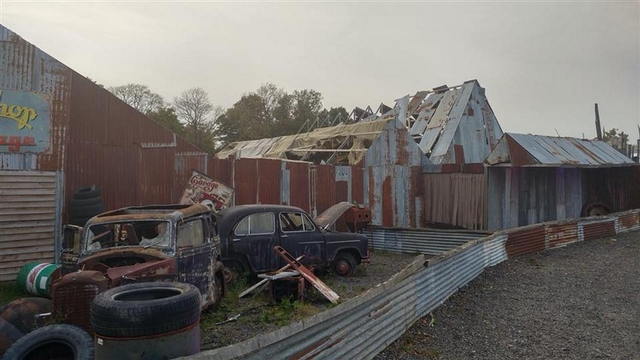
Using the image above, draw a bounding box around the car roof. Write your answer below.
[216,204,307,235]
[86,203,211,226]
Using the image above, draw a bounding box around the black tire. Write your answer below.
[69,202,105,218]
[69,196,103,208]
[69,216,91,227]
[3,324,93,360]
[331,252,357,277]
[72,186,101,200]
[91,282,201,337]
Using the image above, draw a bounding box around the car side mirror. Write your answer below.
[62,224,83,254]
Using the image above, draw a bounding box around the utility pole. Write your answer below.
[594,103,602,140]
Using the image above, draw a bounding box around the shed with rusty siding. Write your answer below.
[486,133,639,230]
[0,25,209,282]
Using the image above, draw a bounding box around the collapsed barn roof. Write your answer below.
[216,79,502,165]
[485,133,636,167]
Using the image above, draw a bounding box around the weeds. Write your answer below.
[0,282,28,306]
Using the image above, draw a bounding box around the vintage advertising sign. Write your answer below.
[0,90,51,153]
[179,170,233,211]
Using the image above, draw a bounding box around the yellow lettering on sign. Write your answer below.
[0,103,38,129]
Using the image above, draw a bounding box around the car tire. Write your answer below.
[72,186,101,200]
[90,282,201,338]
[69,202,106,218]
[69,196,103,208]
[2,324,94,360]
[331,252,357,277]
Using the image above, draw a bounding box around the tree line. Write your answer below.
[107,83,349,154]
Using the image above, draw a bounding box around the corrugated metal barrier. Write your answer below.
[185,210,639,359]
[368,226,491,255]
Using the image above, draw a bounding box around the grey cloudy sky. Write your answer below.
[1,1,638,140]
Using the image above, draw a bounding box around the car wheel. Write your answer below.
[72,186,101,200]
[3,324,94,360]
[331,252,357,277]
[90,282,201,337]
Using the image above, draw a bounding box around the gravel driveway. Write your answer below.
[376,230,640,360]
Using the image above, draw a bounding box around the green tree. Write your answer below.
[173,88,223,152]
[108,83,164,114]
[146,107,184,135]
[214,94,271,148]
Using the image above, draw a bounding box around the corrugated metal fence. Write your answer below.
[0,171,62,282]
[186,209,639,359]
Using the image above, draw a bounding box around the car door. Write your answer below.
[176,217,213,300]
[231,212,279,273]
[278,211,326,269]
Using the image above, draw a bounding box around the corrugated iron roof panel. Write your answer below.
[489,133,636,167]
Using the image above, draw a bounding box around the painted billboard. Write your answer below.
[0,90,51,153]
[179,170,233,211]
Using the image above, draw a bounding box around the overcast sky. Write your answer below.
[1,1,638,140]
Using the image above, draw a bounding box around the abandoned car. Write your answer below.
[215,203,370,278]
[55,203,225,332]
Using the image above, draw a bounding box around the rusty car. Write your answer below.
[55,203,225,333]
[216,203,371,278]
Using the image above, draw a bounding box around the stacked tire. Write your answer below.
[69,186,105,227]
[90,282,201,360]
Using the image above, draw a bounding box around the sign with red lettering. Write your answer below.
[0,90,51,153]
[179,170,233,211]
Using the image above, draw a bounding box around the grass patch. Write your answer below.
[0,282,28,306]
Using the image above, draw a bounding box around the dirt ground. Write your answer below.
[376,230,640,360]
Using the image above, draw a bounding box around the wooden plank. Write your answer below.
[0,235,54,247]
[0,226,54,236]
[1,245,55,256]
[0,208,56,216]
[0,251,55,262]
[0,181,56,189]
[0,195,56,202]
[0,213,57,222]
[0,189,56,196]
[0,220,55,229]
[0,201,55,209]
[274,246,339,304]
[239,255,305,298]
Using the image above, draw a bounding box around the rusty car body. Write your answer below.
[216,203,370,277]
[56,203,225,333]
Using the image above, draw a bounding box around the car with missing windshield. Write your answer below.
[55,203,225,333]
[215,203,370,278]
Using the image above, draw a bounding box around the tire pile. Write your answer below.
[68,186,106,227]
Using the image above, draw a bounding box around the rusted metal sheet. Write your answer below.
[505,225,545,258]
[351,166,365,204]
[0,171,58,282]
[1,25,71,171]
[232,158,260,205]
[285,161,310,212]
[208,157,234,189]
[424,173,486,230]
[51,270,108,334]
[545,221,579,249]
[489,133,637,167]
[313,164,336,216]
[616,211,640,232]
[256,158,282,205]
[66,73,207,214]
[580,219,616,241]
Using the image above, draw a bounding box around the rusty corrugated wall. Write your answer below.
[545,221,579,248]
[65,73,208,213]
[285,161,311,213]
[1,25,71,172]
[424,173,486,230]
[505,225,546,258]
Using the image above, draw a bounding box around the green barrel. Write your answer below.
[16,262,58,298]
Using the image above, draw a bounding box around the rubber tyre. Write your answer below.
[331,252,357,277]
[3,324,93,360]
[91,282,201,337]
[69,202,105,218]
[69,196,103,208]
[72,186,101,200]
[69,216,92,227]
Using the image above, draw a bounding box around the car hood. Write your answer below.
[314,202,356,230]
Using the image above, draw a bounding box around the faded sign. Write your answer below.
[0,90,51,153]
[179,170,233,211]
